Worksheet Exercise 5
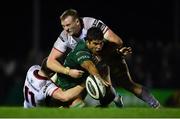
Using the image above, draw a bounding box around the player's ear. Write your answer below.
[76,18,80,24]
[86,40,90,46]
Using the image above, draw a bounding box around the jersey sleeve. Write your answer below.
[44,80,59,97]
[53,31,68,53]
[75,51,92,65]
[83,17,109,34]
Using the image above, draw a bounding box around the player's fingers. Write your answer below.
[79,70,84,73]
[104,80,110,87]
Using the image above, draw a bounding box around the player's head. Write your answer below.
[41,57,56,78]
[86,27,104,55]
[60,9,81,36]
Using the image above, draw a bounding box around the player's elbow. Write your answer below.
[46,57,54,69]
[46,55,59,70]
[119,38,123,47]
[116,37,123,48]
[58,93,72,102]
[52,89,72,102]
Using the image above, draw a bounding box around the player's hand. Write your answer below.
[117,46,132,57]
[68,69,84,78]
[100,79,110,87]
[95,75,110,87]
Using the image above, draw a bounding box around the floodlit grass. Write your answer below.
[0,107,180,118]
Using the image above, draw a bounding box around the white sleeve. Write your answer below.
[53,37,67,53]
[44,80,59,97]
[83,17,109,34]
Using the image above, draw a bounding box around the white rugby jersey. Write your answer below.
[54,17,109,53]
[23,65,59,108]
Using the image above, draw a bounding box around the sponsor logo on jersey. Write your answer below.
[92,20,107,32]
[77,55,90,62]
[27,77,39,92]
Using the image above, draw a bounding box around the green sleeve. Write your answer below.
[75,51,92,64]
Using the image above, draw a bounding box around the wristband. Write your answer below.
[64,67,70,75]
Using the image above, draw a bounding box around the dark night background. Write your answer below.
[0,0,179,106]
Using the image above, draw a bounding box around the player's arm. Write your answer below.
[104,28,123,48]
[47,48,84,78]
[47,48,69,75]
[80,60,110,86]
[102,65,112,85]
[52,83,85,102]
[89,18,123,48]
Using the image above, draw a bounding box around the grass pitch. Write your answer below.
[0,107,180,118]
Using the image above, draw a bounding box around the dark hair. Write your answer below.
[41,57,55,78]
[60,9,79,21]
[86,27,103,42]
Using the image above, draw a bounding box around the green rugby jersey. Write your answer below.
[56,40,92,90]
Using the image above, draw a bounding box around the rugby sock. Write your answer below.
[136,87,160,108]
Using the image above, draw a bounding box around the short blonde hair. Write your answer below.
[60,9,79,21]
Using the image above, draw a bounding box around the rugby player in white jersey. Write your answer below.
[46,9,160,108]
[23,63,85,108]
[46,9,123,107]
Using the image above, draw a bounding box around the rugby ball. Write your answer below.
[85,75,106,100]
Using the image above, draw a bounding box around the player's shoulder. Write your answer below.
[75,41,91,55]
[59,30,69,42]
[29,65,41,72]
[27,65,41,76]
[82,17,98,29]
[75,40,86,49]
[82,17,107,32]
[82,17,97,22]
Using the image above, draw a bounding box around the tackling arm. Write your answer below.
[47,48,69,75]
[52,83,85,102]
[47,48,84,78]
[104,29,132,57]
[104,28,123,48]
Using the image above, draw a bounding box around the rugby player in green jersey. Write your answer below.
[47,9,160,108]
[56,27,116,107]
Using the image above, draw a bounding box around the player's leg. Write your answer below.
[111,59,160,108]
[97,62,124,107]
[110,86,124,107]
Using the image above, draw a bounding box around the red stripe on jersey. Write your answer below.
[53,47,65,54]
[51,87,59,96]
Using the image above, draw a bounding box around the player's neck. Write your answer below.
[73,28,82,38]
[73,19,83,38]
[38,70,48,79]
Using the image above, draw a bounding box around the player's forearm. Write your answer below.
[46,59,70,75]
[104,29,123,48]
[53,84,84,102]
[65,85,85,100]
[81,60,110,86]
[81,60,99,76]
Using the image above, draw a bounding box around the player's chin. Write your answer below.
[94,51,101,55]
[68,31,74,36]
[97,50,102,54]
